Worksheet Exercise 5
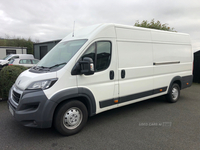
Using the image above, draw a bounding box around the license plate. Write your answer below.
[9,106,14,116]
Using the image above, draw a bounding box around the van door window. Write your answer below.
[81,41,111,72]
[82,43,95,61]
[96,42,111,71]
[12,56,19,59]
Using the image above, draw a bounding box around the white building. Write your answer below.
[0,46,27,59]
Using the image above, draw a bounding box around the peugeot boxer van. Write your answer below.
[8,23,193,135]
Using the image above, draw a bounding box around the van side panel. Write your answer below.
[152,31,193,90]
[114,26,192,108]
[117,41,154,96]
[151,31,191,44]
[115,27,154,103]
[116,27,151,41]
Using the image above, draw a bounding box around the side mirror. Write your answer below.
[71,57,94,75]
[80,57,94,75]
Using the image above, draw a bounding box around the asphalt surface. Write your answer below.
[0,84,200,150]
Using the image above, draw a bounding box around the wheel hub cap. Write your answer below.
[172,87,178,100]
[63,108,82,129]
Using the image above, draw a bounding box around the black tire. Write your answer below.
[54,100,88,136]
[166,83,180,103]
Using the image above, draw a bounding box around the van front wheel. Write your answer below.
[166,83,180,103]
[54,100,88,136]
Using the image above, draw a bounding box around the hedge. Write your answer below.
[0,65,27,99]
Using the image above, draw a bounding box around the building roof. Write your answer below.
[33,39,61,45]
[194,50,200,54]
[0,46,27,49]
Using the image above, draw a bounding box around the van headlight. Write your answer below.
[27,78,58,90]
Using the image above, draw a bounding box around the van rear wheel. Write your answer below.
[54,100,88,136]
[166,83,180,103]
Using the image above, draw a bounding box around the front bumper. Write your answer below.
[8,85,56,128]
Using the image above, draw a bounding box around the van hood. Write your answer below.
[0,60,9,65]
[15,69,57,90]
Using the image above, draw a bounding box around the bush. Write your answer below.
[134,19,176,32]
[0,65,27,99]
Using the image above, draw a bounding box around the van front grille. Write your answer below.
[12,90,21,104]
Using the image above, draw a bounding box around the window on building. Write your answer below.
[6,50,16,55]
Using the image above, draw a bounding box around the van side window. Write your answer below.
[82,43,95,61]
[96,42,111,71]
[12,56,19,59]
[81,41,111,72]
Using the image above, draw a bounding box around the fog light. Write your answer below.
[33,121,37,125]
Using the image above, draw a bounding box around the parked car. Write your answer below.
[0,54,34,65]
[0,54,34,70]
[8,58,39,68]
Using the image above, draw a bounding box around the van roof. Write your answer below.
[62,23,190,45]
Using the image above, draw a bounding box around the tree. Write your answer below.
[0,35,35,54]
[134,19,176,32]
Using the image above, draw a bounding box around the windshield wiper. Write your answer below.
[33,66,50,71]
[32,63,66,71]
[49,62,67,69]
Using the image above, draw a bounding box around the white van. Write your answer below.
[0,54,34,66]
[8,23,193,135]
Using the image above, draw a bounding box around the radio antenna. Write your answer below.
[72,21,75,37]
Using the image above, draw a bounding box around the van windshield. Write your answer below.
[36,39,87,69]
[3,55,13,60]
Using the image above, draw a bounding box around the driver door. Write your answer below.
[77,40,118,114]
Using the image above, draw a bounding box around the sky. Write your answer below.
[0,0,199,51]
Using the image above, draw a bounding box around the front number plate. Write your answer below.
[9,106,14,116]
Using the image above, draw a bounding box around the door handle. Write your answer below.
[121,70,125,79]
[110,70,114,80]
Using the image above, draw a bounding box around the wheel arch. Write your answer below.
[49,87,96,121]
[168,76,182,94]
